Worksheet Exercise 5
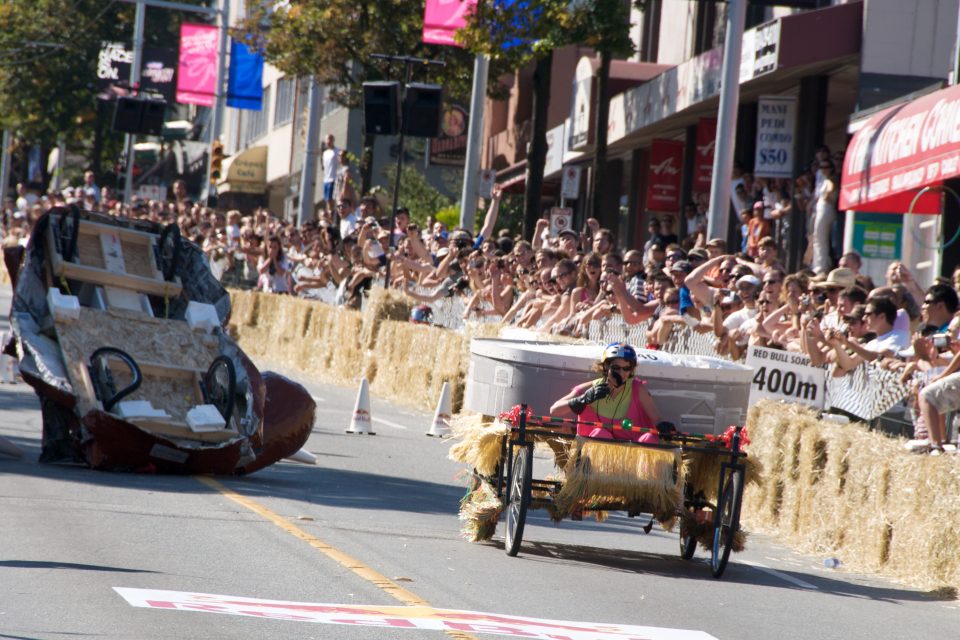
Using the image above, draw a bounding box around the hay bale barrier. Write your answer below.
[226,290,960,592]
[744,400,960,592]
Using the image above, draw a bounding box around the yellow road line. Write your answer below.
[196,475,477,640]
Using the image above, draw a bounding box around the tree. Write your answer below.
[0,1,205,185]
[458,0,636,236]
[236,1,504,195]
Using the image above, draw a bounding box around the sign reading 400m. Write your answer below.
[745,345,827,410]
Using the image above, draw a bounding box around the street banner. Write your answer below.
[422,0,477,46]
[745,345,826,410]
[477,169,496,198]
[227,39,264,110]
[176,23,218,107]
[693,118,716,192]
[753,95,797,179]
[645,139,684,212]
[141,47,177,103]
[97,41,133,98]
[115,588,717,640]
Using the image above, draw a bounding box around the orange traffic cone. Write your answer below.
[346,378,376,435]
[426,382,452,438]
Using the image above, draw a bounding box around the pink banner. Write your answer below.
[422,0,476,47]
[176,23,218,107]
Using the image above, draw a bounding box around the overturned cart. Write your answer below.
[10,207,315,474]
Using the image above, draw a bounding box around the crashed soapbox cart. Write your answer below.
[10,206,315,474]
[454,339,755,578]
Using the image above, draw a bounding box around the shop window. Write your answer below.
[639,0,661,62]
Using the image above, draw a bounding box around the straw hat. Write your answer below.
[813,267,856,290]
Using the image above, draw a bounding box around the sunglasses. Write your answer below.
[763,280,782,286]
[624,260,643,265]
[608,364,635,374]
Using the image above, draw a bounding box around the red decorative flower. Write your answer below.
[497,404,534,426]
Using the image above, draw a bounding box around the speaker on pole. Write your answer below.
[402,83,443,138]
[363,81,400,135]
[112,97,144,134]
[139,100,167,136]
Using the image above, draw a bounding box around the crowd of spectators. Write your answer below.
[4,145,959,455]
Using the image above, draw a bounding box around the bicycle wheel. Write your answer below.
[710,469,743,578]
[504,444,532,557]
[202,356,237,428]
[679,485,697,560]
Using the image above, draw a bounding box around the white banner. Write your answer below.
[561,165,582,200]
[115,588,717,640]
[745,345,827,410]
[753,96,797,179]
[549,207,573,237]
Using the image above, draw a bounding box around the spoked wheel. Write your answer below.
[504,444,532,557]
[711,469,743,578]
[201,355,237,428]
[57,205,80,263]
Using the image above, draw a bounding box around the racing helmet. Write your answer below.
[410,304,433,324]
[602,342,637,364]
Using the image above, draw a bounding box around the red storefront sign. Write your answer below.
[645,139,684,212]
[840,83,960,214]
[693,118,716,192]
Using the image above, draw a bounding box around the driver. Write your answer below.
[550,342,663,442]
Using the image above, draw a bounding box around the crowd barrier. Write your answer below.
[222,287,951,591]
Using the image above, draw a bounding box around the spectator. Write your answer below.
[812,159,838,275]
[337,197,359,238]
[257,235,292,294]
[321,134,341,210]
[827,296,909,375]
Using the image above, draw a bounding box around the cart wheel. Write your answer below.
[504,444,532,557]
[710,469,743,578]
[157,223,182,282]
[202,355,237,428]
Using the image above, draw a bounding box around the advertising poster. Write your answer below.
[176,23,218,107]
[645,139,684,212]
[753,95,797,179]
[693,118,716,192]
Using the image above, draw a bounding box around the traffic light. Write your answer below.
[209,140,224,184]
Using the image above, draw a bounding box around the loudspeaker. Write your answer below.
[363,82,400,135]
[112,97,144,134]
[112,97,167,135]
[402,83,443,138]
[140,100,166,136]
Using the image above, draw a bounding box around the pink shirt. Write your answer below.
[572,377,658,443]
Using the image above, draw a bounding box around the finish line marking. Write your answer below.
[740,559,819,590]
[194,476,474,640]
[113,587,718,640]
[373,416,408,430]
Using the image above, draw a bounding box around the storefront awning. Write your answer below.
[839,83,960,214]
[218,145,267,195]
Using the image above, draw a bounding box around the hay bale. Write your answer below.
[743,399,960,592]
[361,287,412,350]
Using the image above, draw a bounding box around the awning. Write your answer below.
[218,145,267,195]
[840,83,960,214]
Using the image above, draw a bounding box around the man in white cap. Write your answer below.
[714,274,760,355]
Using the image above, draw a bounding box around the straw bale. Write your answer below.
[361,288,412,350]
[554,440,683,523]
[743,399,960,592]
[370,319,467,412]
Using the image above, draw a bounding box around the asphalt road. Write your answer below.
[0,290,956,639]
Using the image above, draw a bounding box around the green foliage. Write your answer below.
[378,163,456,226]
[236,1,510,109]
[433,204,461,231]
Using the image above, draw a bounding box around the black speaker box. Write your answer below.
[402,83,443,138]
[363,82,400,135]
[112,97,144,134]
[140,100,166,136]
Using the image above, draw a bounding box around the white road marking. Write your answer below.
[740,559,819,590]
[372,417,408,431]
[310,395,327,403]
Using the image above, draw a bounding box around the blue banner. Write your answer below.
[227,39,263,110]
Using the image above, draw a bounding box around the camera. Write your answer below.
[800,294,811,307]
[932,333,950,349]
[453,237,471,251]
[815,292,828,304]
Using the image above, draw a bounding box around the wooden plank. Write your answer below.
[77,219,159,245]
[57,260,182,298]
[127,418,238,444]
[107,358,205,380]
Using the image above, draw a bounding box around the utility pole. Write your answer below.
[122,0,146,204]
[458,54,488,231]
[706,0,746,242]
[0,130,12,203]
[297,76,321,227]
[205,0,230,205]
